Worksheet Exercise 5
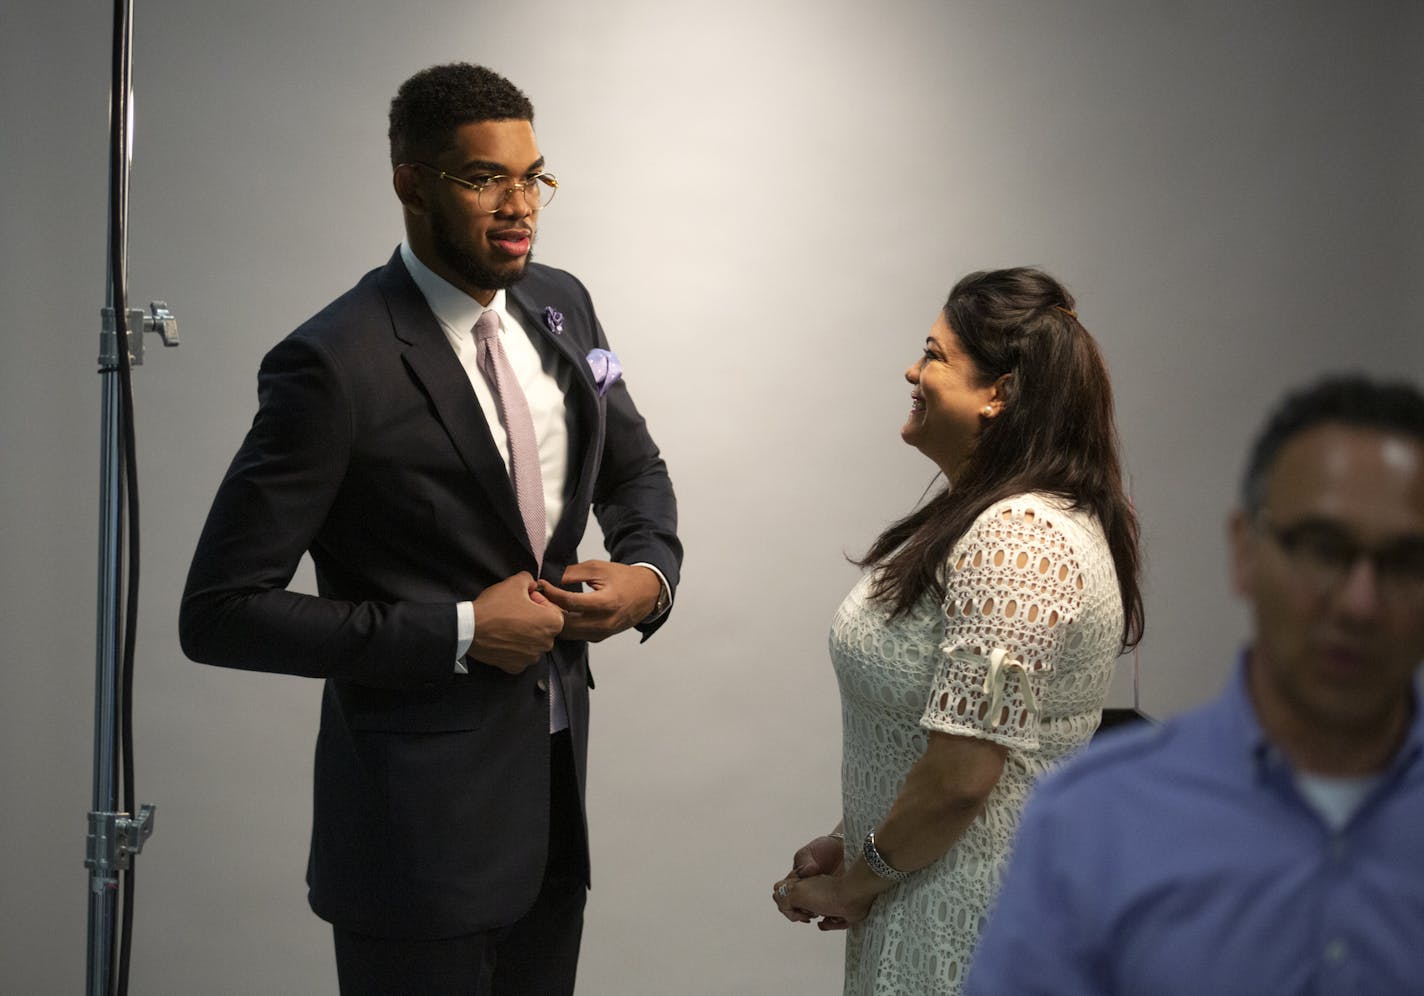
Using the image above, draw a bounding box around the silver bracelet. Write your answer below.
[827,831,846,841]
[861,829,911,884]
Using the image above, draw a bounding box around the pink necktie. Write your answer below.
[473,310,546,565]
[473,310,566,733]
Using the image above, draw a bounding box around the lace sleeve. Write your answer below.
[921,498,1088,750]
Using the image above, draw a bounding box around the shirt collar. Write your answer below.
[1221,651,1275,765]
[1396,680,1424,770]
[1230,648,1424,779]
[400,240,506,339]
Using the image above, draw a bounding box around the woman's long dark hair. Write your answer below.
[860,267,1144,651]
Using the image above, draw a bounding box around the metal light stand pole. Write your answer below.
[83,1,176,991]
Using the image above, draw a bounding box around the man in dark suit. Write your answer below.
[180,63,681,995]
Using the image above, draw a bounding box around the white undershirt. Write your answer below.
[1295,771,1382,832]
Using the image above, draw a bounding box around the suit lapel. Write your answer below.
[507,284,606,555]
[506,287,600,404]
[377,253,531,552]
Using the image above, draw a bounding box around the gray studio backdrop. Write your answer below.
[2,0,1420,992]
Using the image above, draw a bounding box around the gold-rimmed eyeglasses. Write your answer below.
[400,161,558,213]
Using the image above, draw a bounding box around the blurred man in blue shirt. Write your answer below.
[966,375,1424,996]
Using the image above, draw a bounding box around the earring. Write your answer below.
[981,406,994,416]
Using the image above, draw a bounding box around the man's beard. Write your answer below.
[430,213,533,292]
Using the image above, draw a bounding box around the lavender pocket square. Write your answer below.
[586,348,622,398]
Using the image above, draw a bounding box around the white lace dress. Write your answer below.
[832,493,1124,995]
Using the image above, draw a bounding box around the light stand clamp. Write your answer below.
[85,806,157,887]
[99,300,179,368]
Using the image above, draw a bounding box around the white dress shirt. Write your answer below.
[399,242,669,683]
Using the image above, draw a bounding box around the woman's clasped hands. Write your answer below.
[771,832,870,931]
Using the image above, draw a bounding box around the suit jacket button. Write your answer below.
[536,677,549,693]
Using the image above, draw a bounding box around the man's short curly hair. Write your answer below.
[388,63,534,168]
[1242,374,1424,513]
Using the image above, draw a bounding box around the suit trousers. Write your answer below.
[333,729,588,996]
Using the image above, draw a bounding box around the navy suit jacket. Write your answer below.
[180,249,681,937]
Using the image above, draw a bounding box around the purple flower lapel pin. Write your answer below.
[543,306,564,335]
[586,348,622,398]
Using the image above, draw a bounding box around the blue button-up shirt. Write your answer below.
[965,657,1424,996]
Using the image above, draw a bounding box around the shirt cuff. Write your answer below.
[633,562,672,623]
[454,600,474,673]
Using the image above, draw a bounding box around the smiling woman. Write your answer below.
[900,313,1007,478]
[772,267,1143,996]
